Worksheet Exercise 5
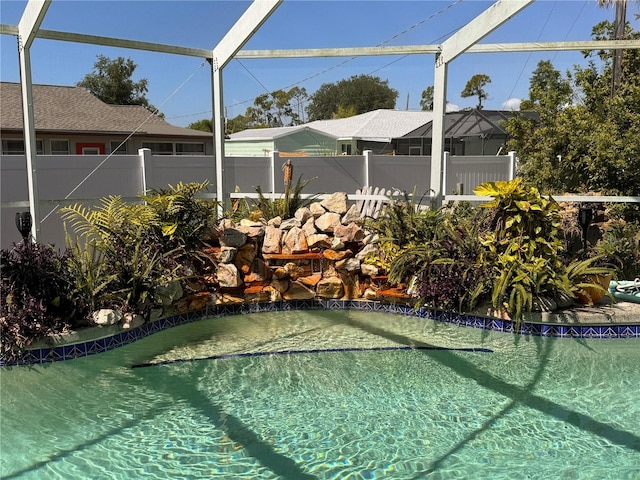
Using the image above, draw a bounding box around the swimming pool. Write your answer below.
[1,310,639,479]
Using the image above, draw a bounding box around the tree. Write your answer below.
[232,87,308,130]
[187,119,212,132]
[504,20,640,198]
[77,55,160,114]
[306,75,398,121]
[597,0,628,95]
[420,86,434,110]
[461,74,491,109]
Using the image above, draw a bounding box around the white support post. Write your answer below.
[18,0,51,242]
[138,148,152,194]
[442,150,450,197]
[212,67,225,213]
[210,0,282,215]
[429,0,533,208]
[363,150,372,187]
[429,57,448,206]
[271,151,280,195]
[508,151,517,180]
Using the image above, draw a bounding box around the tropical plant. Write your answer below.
[60,196,181,314]
[0,242,89,362]
[140,180,219,251]
[362,192,435,273]
[592,219,640,279]
[250,175,317,220]
[474,178,616,321]
[388,206,491,312]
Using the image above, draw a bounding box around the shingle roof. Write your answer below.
[305,109,434,141]
[0,82,210,138]
[227,109,435,142]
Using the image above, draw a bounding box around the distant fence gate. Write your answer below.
[1,149,518,249]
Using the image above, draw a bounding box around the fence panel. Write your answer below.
[273,155,366,194]
[1,151,522,249]
[222,156,272,194]
[369,155,432,196]
[146,155,218,191]
[445,155,512,195]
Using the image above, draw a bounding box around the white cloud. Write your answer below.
[445,103,460,112]
[502,98,521,111]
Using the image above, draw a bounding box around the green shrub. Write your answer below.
[0,242,89,362]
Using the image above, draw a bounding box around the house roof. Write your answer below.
[0,82,211,138]
[227,109,435,143]
[227,125,336,141]
[402,109,539,138]
[305,109,434,142]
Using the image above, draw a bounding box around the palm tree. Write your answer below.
[597,0,627,95]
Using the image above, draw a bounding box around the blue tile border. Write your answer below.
[2,299,639,367]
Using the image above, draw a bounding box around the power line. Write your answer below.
[225,0,465,113]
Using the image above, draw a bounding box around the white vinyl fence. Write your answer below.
[1,149,517,249]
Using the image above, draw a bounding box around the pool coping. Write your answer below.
[2,299,640,367]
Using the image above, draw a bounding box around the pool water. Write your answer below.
[1,310,639,479]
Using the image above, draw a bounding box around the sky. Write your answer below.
[1,0,639,128]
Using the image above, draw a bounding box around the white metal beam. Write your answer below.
[212,0,283,70]
[4,23,639,59]
[440,0,534,64]
[212,0,282,213]
[18,0,51,242]
[430,0,534,206]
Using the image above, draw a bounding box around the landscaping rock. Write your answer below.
[299,274,322,287]
[236,225,265,238]
[244,258,272,283]
[235,243,257,274]
[121,313,144,330]
[315,212,341,232]
[280,218,301,230]
[310,202,326,217]
[341,273,361,299]
[271,278,290,294]
[334,222,364,243]
[321,192,348,214]
[220,228,247,248]
[306,233,330,249]
[342,204,362,224]
[282,227,309,254]
[330,237,345,250]
[218,246,236,263]
[336,257,361,272]
[262,225,282,254]
[92,309,122,326]
[302,217,317,236]
[317,276,345,298]
[323,249,352,261]
[361,263,379,277]
[268,216,282,227]
[217,263,242,288]
[283,281,316,300]
[295,207,313,224]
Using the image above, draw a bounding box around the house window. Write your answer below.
[176,143,205,155]
[142,142,174,155]
[340,143,352,155]
[409,146,422,155]
[51,139,70,155]
[1,139,44,155]
[110,141,127,154]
